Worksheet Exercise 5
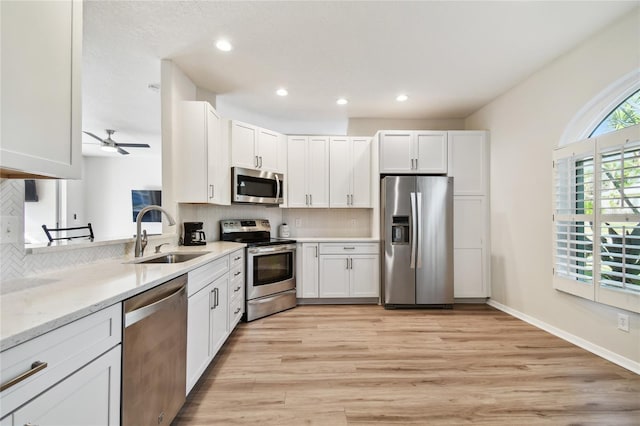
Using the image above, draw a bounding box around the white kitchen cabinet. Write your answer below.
[0,304,121,424]
[317,243,380,299]
[186,254,235,394]
[0,0,82,179]
[299,243,320,298]
[228,249,245,330]
[287,136,330,208]
[12,346,121,426]
[453,196,489,297]
[448,131,488,195]
[330,137,372,208]
[230,121,282,172]
[176,101,229,205]
[379,131,447,174]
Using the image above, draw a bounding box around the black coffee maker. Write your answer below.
[183,222,206,246]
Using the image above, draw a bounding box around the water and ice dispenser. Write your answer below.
[391,216,409,245]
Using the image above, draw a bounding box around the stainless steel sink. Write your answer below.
[131,252,209,264]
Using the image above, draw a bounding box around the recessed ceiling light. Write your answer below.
[336,98,348,105]
[396,94,408,102]
[215,39,233,52]
[276,88,288,97]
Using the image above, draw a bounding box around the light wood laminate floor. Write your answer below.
[173,304,640,425]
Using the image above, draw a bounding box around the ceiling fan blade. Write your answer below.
[83,131,105,143]
[115,143,151,148]
[117,147,130,155]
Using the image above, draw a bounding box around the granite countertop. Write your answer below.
[0,241,245,352]
[292,237,380,243]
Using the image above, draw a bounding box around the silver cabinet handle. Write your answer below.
[125,286,186,327]
[414,158,418,170]
[346,258,349,269]
[215,287,219,308]
[1,361,48,392]
[259,156,263,168]
[210,289,215,310]
[349,258,353,269]
[347,194,350,205]
[343,247,355,250]
[234,256,242,261]
[305,194,309,206]
[234,307,241,315]
[234,271,242,277]
[309,194,312,205]
[209,184,214,199]
[255,155,259,167]
[234,286,241,292]
[315,246,318,258]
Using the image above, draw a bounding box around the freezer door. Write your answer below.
[382,176,416,305]
[415,176,454,304]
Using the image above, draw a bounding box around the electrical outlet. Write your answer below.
[617,313,630,332]
[0,216,19,244]
[295,218,302,228]
[350,218,358,227]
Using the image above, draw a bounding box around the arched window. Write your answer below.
[590,89,640,137]
[553,77,640,313]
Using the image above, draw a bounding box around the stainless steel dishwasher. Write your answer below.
[122,274,187,426]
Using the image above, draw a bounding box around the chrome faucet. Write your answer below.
[135,205,176,257]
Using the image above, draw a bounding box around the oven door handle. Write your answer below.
[249,245,295,254]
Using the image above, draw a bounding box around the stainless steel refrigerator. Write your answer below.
[381,176,454,307]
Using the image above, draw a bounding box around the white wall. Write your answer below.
[83,156,162,239]
[465,9,640,364]
[348,117,465,136]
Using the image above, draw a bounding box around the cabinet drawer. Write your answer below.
[319,243,379,255]
[230,249,244,269]
[188,256,229,296]
[229,294,244,328]
[229,275,244,303]
[0,304,122,417]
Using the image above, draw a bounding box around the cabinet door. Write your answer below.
[329,137,351,208]
[350,255,379,297]
[186,283,212,394]
[379,132,413,173]
[257,129,280,171]
[207,105,227,204]
[448,131,487,195]
[307,137,330,207]
[319,255,350,297]
[301,244,320,298]
[231,121,258,169]
[13,345,121,426]
[351,137,372,208]
[287,136,308,208]
[415,131,447,174]
[453,197,484,249]
[210,275,229,356]
[454,249,485,297]
[1,0,82,179]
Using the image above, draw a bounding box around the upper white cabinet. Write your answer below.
[287,136,330,208]
[230,121,283,172]
[176,102,229,205]
[0,0,82,179]
[447,131,488,195]
[329,137,372,208]
[379,131,447,174]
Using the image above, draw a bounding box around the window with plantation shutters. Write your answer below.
[553,124,640,313]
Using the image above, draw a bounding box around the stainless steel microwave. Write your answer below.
[232,167,284,205]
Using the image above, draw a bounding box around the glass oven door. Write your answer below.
[247,245,296,300]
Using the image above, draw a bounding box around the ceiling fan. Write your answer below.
[83,129,150,155]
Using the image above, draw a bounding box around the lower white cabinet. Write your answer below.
[298,242,379,300]
[11,346,121,426]
[298,243,320,298]
[453,197,489,297]
[186,250,244,394]
[0,304,122,425]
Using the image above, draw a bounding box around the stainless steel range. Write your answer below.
[220,219,296,321]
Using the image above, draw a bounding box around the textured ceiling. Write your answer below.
[82,1,636,156]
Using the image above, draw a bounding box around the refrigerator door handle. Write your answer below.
[416,192,423,268]
[410,192,417,269]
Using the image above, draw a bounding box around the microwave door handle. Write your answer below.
[276,174,281,200]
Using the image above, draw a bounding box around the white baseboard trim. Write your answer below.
[486,299,640,375]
